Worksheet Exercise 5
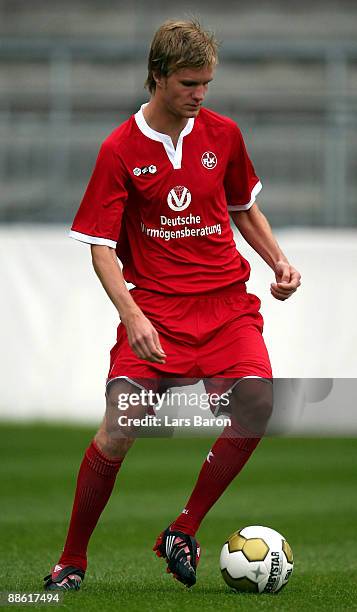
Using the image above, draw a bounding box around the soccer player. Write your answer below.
[44,19,301,591]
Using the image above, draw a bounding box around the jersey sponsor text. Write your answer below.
[141,220,222,242]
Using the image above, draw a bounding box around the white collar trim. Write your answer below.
[134,103,194,169]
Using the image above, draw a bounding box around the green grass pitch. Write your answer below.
[1,424,357,611]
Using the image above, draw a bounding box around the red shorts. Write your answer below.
[107,282,272,391]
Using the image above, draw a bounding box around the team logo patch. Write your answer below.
[133,165,157,176]
[201,151,217,169]
[167,185,192,212]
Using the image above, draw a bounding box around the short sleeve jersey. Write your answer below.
[70,104,262,294]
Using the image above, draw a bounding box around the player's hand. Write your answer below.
[122,310,167,363]
[270,260,301,301]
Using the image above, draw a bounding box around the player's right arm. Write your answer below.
[91,245,166,363]
[69,136,166,364]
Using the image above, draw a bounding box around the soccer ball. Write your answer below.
[220,525,294,594]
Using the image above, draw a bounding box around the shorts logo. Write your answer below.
[207,450,214,463]
[133,165,157,176]
[167,185,191,212]
[201,151,217,169]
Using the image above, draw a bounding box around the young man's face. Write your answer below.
[155,65,214,119]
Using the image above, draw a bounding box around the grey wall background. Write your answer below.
[1,0,356,227]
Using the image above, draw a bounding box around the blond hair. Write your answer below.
[145,19,218,93]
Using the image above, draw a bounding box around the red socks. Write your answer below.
[57,422,260,568]
[170,422,261,536]
[58,441,122,571]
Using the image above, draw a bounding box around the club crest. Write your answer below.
[201,151,217,170]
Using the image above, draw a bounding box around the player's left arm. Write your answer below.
[230,202,301,301]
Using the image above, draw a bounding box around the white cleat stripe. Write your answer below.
[166,535,175,557]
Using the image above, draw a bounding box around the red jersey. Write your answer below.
[70,105,262,294]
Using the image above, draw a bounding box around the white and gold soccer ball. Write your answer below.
[220,525,294,594]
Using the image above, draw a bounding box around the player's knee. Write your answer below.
[94,427,134,459]
[231,379,273,433]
